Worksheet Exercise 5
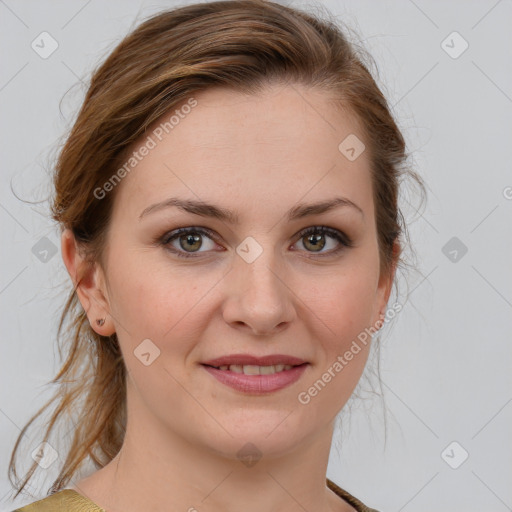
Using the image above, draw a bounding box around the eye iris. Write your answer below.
[180,233,202,252]
[304,233,325,252]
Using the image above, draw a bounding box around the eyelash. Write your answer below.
[156,226,353,260]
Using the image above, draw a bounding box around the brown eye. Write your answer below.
[302,232,326,252]
[178,233,202,252]
[160,227,218,259]
[295,226,353,256]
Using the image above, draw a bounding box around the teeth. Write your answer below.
[216,364,294,374]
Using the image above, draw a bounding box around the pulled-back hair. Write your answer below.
[9,0,425,498]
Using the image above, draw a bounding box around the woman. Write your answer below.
[8,1,424,511]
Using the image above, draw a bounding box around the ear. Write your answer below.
[61,228,115,336]
[373,241,400,329]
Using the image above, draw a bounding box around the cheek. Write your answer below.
[295,273,376,413]
[307,266,378,339]
[106,246,217,348]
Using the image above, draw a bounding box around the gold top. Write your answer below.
[12,478,379,512]
[12,489,105,512]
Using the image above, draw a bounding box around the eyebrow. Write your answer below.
[138,196,364,223]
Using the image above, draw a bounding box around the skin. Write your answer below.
[61,83,397,512]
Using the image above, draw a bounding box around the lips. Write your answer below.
[201,353,307,368]
[202,361,309,394]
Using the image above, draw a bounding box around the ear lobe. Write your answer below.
[61,228,114,336]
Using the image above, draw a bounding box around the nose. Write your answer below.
[221,248,296,336]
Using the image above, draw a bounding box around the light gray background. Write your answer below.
[1,1,511,511]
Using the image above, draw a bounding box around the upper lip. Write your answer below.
[202,354,308,367]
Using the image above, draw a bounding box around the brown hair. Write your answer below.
[8,0,425,499]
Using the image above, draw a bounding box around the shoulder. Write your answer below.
[326,478,381,512]
[11,489,105,512]
[12,482,377,512]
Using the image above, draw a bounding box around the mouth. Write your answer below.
[200,361,310,394]
[201,353,308,368]
[201,362,307,375]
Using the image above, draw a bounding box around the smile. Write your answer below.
[207,363,295,374]
[201,363,309,394]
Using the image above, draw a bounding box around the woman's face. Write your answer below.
[71,83,394,461]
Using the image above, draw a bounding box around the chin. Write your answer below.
[197,411,311,461]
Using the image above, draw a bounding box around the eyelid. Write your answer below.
[157,225,353,259]
[158,226,220,257]
[159,226,218,245]
[295,225,353,247]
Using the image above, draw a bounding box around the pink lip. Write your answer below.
[202,353,307,367]
[201,363,309,394]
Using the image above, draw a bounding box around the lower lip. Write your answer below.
[201,364,309,394]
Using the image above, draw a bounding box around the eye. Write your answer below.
[159,227,219,259]
[157,225,353,260]
[293,226,353,257]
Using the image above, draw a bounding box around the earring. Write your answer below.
[96,317,105,326]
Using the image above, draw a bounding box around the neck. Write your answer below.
[73,382,353,512]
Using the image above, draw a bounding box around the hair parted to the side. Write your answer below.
[8,0,425,498]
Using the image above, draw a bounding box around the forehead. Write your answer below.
[110,83,374,224]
